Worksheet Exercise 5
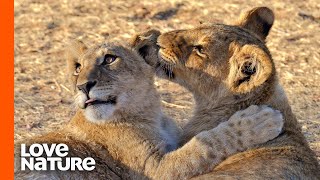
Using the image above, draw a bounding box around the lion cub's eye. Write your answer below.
[102,54,117,65]
[193,45,205,57]
[74,63,82,76]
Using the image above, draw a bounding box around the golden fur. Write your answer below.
[15,39,284,179]
[132,6,320,179]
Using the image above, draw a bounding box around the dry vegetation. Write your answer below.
[14,0,319,161]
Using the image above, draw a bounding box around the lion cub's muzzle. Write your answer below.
[77,81,117,109]
[77,80,97,95]
[153,50,176,79]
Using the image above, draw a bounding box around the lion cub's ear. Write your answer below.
[235,7,274,40]
[227,43,274,93]
[65,40,88,93]
[129,29,161,67]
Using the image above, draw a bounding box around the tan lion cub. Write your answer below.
[15,41,283,179]
[131,7,320,179]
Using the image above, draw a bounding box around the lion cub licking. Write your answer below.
[15,40,283,179]
[131,7,320,179]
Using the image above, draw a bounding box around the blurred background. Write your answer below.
[14,0,319,161]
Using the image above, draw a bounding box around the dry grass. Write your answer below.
[14,0,319,161]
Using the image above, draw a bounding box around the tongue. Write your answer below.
[85,99,96,104]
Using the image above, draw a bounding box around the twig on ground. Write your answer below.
[54,79,62,92]
[60,84,72,94]
[161,100,188,109]
[19,97,33,107]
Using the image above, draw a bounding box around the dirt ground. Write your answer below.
[14,0,319,162]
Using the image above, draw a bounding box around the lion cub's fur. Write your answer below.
[15,39,284,179]
[132,6,320,179]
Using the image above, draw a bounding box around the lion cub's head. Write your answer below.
[66,41,157,123]
[132,7,276,105]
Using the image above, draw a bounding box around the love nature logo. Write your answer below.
[20,143,96,171]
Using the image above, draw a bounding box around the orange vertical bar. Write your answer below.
[0,0,14,179]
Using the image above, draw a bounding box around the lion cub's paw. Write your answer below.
[229,105,283,147]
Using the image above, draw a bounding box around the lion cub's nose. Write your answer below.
[77,81,97,95]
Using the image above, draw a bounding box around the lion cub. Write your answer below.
[132,7,320,179]
[15,40,283,179]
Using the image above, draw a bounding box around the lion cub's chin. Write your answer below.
[84,104,116,123]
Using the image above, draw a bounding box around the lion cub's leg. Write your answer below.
[149,105,283,179]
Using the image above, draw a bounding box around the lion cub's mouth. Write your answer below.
[158,49,177,64]
[84,96,117,108]
[156,52,175,79]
